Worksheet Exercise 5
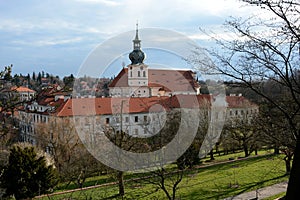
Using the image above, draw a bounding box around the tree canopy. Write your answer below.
[1,144,58,200]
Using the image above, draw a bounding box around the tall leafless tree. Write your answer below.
[194,0,299,198]
[35,118,105,188]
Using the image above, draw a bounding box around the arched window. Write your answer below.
[138,71,141,77]
[143,71,146,77]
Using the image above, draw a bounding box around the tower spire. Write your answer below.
[129,22,145,64]
[135,22,139,40]
[133,21,141,50]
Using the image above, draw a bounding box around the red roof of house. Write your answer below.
[12,86,35,93]
[226,96,257,108]
[148,69,199,92]
[109,68,129,87]
[54,95,257,117]
[109,68,199,92]
[56,96,171,117]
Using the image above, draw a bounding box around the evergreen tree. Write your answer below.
[26,73,30,87]
[12,74,20,86]
[1,65,12,81]
[1,145,58,200]
[37,72,42,84]
[63,74,75,89]
[176,144,200,170]
[32,72,36,81]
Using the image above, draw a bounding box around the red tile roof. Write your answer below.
[226,96,257,108]
[56,96,171,117]
[11,86,35,93]
[109,68,199,92]
[54,95,257,117]
[109,68,129,87]
[148,69,199,92]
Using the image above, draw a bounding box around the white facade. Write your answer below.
[109,86,150,98]
[128,64,148,87]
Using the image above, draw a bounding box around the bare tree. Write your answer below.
[139,109,185,200]
[144,167,183,200]
[254,99,296,174]
[224,117,261,157]
[35,118,105,188]
[194,0,299,198]
[0,65,21,149]
[104,128,134,198]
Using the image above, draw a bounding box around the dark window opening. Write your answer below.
[106,118,110,124]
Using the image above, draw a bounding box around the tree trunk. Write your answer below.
[216,143,221,156]
[117,171,125,197]
[274,146,280,155]
[285,158,291,175]
[209,149,215,160]
[243,144,249,157]
[285,136,300,199]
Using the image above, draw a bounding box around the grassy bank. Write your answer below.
[36,151,288,199]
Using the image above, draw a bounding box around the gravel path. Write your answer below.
[224,181,288,200]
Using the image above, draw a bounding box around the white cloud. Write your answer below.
[12,37,84,47]
[95,0,262,38]
[189,31,242,41]
[0,0,274,76]
[75,0,121,6]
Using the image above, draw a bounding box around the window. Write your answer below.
[143,71,146,77]
[135,116,138,122]
[144,115,148,122]
[105,118,110,124]
[125,117,129,123]
[138,71,141,77]
[130,71,132,77]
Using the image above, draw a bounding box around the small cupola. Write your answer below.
[129,23,145,65]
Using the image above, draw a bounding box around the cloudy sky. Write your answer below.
[0,0,261,77]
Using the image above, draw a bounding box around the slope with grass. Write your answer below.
[36,152,288,200]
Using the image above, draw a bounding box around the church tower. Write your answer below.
[128,23,148,88]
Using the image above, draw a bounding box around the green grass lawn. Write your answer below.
[36,151,288,200]
[55,149,274,191]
